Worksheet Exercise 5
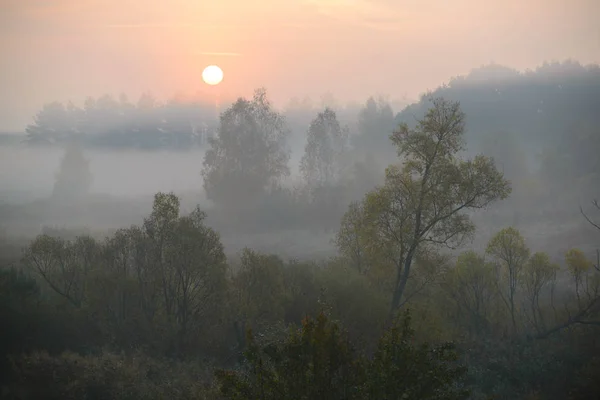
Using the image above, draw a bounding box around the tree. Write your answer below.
[339,97,510,316]
[367,310,469,400]
[353,96,396,156]
[443,251,497,337]
[23,234,100,308]
[215,311,469,400]
[299,108,348,189]
[166,207,228,349]
[231,249,288,355]
[486,227,530,333]
[334,201,368,274]
[141,192,228,354]
[216,312,362,400]
[202,89,291,209]
[580,199,600,274]
[531,200,600,340]
[25,102,80,145]
[23,192,228,356]
[565,248,593,309]
[52,142,93,201]
[521,252,559,332]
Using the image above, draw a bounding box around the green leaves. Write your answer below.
[486,227,530,269]
[217,312,360,400]
[368,310,469,400]
[233,249,287,324]
[216,311,469,400]
[23,192,228,357]
[485,227,530,331]
[565,248,592,277]
[338,97,511,312]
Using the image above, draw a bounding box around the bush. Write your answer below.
[6,351,216,400]
[215,311,469,400]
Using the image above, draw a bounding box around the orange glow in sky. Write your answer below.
[0,0,599,129]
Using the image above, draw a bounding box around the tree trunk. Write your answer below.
[509,290,517,333]
[233,320,247,363]
[389,246,417,317]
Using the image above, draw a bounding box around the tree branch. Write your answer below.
[532,297,599,340]
[580,204,600,231]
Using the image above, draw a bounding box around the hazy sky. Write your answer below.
[1,0,599,130]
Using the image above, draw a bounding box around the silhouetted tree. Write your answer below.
[300,108,348,190]
[52,142,93,201]
[202,88,291,209]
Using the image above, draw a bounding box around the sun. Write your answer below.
[202,65,224,86]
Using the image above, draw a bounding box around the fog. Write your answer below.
[0,147,207,201]
[2,61,598,261]
[0,143,329,258]
[1,20,600,394]
[2,0,599,131]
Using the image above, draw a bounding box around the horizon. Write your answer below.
[2,59,599,133]
[2,0,599,131]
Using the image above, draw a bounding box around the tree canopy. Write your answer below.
[338,97,511,314]
[202,89,291,209]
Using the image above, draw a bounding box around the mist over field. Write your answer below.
[2,62,599,262]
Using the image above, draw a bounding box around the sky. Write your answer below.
[0,0,599,131]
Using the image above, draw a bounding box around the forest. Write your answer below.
[0,61,599,400]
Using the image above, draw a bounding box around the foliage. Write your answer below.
[565,249,593,306]
[6,77,600,399]
[339,97,511,314]
[202,89,291,209]
[216,311,468,400]
[317,261,389,347]
[216,312,362,400]
[442,251,499,338]
[367,310,469,400]
[334,201,369,274]
[7,350,215,400]
[232,249,288,329]
[486,227,530,333]
[521,252,559,332]
[21,192,228,358]
[0,268,41,378]
[300,108,349,190]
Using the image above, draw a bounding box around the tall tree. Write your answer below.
[334,201,368,275]
[443,251,497,337]
[486,227,530,333]
[202,89,291,209]
[521,252,558,332]
[353,97,395,155]
[300,108,348,189]
[338,97,510,316]
[565,248,593,309]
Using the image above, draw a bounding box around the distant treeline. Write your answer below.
[24,94,221,150]
[17,60,600,167]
